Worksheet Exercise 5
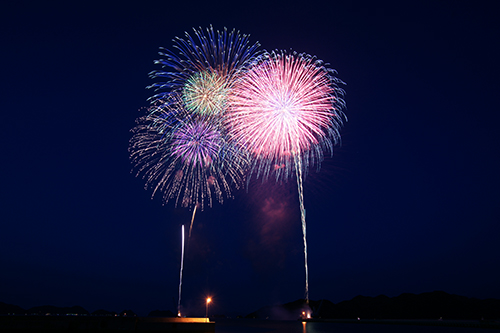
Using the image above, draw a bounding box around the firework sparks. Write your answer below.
[130,26,259,210]
[226,51,345,180]
[183,70,229,116]
[148,26,260,117]
[129,104,249,210]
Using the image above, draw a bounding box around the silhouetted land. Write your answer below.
[0,303,175,318]
[246,291,500,321]
[2,291,499,321]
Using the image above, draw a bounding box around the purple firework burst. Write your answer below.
[130,104,249,209]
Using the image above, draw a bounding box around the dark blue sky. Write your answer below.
[1,1,499,317]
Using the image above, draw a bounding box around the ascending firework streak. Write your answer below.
[178,225,185,316]
[189,204,198,239]
[294,152,308,301]
[226,51,346,302]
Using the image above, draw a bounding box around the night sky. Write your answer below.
[1,1,499,317]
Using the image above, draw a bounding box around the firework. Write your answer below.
[226,51,345,180]
[129,102,249,210]
[148,26,260,117]
[131,26,259,210]
[225,50,346,302]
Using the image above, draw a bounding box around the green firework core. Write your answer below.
[182,71,229,116]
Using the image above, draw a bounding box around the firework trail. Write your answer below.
[226,51,346,301]
[178,224,185,316]
[294,153,309,301]
[189,203,198,239]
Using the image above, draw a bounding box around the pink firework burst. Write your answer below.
[226,51,345,180]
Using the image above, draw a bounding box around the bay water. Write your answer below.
[214,319,489,333]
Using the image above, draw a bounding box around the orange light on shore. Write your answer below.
[301,311,311,320]
[205,297,211,321]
